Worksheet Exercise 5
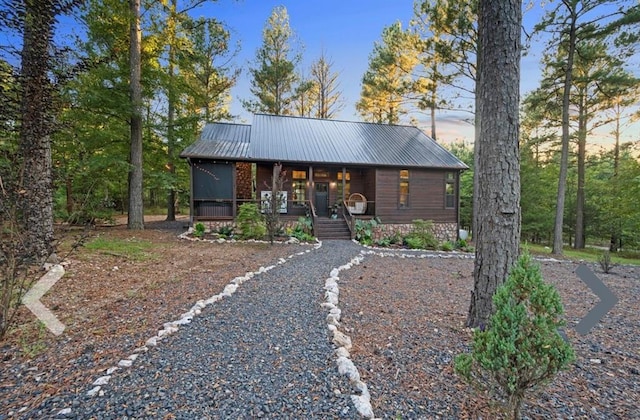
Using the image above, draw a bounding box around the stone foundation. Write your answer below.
[372,222,458,242]
[194,219,458,242]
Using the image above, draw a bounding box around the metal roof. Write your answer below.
[181,114,468,169]
[179,122,250,159]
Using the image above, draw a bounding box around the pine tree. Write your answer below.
[309,51,343,119]
[356,22,420,124]
[243,6,301,115]
[466,0,521,329]
[534,0,640,255]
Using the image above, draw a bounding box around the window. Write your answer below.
[399,169,409,208]
[445,172,456,209]
[337,171,351,203]
[292,170,307,207]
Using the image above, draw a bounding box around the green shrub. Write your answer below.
[193,222,206,238]
[405,219,438,250]
[217,225,234,238]
[375,237,391,247]
[454,252,575,419]
[598,250,615,274]
[404,236,424,249]
[289,217,314,242]
[237,203,267,239]
[294,216,313,234]
[441,241,454,252]
[354,218,379,246]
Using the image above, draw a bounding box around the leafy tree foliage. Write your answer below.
[243,6,301,115]
[0,0,83,338]
[533,0,640,254]
[158,1,238,221]
[410,0,477,137]
[49,0,236,226]
[356,22,420,124]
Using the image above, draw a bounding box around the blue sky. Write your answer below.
[192,0,550,143]
[4,1,633,146]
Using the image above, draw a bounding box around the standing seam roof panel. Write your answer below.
[186,114,467,169]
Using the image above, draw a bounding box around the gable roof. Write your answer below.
[180,114,468,170]
[180,122,250,160]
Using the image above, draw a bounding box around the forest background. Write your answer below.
[1,0,639,254]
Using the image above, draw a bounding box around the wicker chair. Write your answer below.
[347,193,367,214]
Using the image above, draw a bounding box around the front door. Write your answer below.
[314,182,329,217]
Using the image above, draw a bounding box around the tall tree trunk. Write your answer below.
[128,0,144,230]
[466,0,521,328]
[610,99,621,252]
[19,0,56,261]
[430,63,437,140]
[165,0,177,222]
[430,90,436,140]
[552,6,578,255]
[574,91,587,249]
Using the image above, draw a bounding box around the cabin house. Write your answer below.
[180,114,468,240]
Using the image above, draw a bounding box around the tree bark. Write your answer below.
[128,0,144,230]
[574,90,587,249]
[165,0,177,222]
[610,100,621,252]
[466,0,521,328]
[19,0,56,261]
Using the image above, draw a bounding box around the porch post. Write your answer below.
[187,158,194,224]
[232,162,237,218]
[341,167,346,204]
[308,165,313,208]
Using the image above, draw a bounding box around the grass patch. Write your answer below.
[85,236,156,261]
[527,244,640,266]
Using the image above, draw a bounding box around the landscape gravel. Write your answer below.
[32,240,365,419]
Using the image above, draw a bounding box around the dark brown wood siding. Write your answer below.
[375,168,458,224]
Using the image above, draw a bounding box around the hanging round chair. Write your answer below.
[347,193,367,214]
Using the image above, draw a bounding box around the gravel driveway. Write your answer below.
[39,240,363,419]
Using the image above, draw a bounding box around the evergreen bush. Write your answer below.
[405,219,438,249]
[237,203,266,239]
[193,222,206,238]
[454,251,575,419]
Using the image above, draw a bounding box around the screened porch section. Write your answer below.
[191,161,235,219]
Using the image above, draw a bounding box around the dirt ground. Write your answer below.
[1,216,308,415]
[1,216,638,418]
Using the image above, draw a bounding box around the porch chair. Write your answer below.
[347,193,367,215]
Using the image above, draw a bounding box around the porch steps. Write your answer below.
[314,218,352,240]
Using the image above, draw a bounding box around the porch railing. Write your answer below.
[308,200,317,234]
[193,198,309,220]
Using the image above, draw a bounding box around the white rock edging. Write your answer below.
[322,253,376,419]
[76,238,314,407]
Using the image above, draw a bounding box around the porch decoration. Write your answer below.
[347,193,367,215]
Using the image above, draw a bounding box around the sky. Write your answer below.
[3,0,635,147]
[191,0,547,144]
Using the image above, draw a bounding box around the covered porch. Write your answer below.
[188,160,377,222]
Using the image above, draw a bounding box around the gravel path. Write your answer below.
[35,240,364,419]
